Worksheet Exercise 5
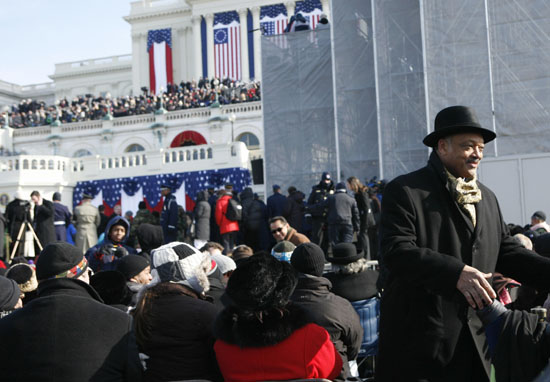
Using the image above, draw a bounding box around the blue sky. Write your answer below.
[0,0,132,85]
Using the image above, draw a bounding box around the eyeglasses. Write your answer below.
[271,227,284,234]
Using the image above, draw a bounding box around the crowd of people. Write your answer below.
[4,105,550,381]
[0,77,261,129]
[0,176,381,381]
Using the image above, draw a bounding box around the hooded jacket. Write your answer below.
[85,216,137,272]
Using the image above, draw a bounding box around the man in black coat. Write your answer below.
[323,182,360,247]
[0,242,142,381]
[378,105,550,381]
[307,172,334,253]
[30,190,56,251]
[290,242,363,381]
[266,184,287,219]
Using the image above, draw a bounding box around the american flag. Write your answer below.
[260,4,288,36]
[147,29,173,95]
[214,11,241,81]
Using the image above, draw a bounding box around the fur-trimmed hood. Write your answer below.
[213,303,311,347]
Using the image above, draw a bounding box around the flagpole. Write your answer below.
[329,0,340,183]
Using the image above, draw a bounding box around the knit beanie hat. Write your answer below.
[6,263,38,293]
[36,242,88,281]
[271,240,296,262]
[225,253,297,311]
[211,252,236,275]
[290,242,326,277]
[0,276,21,311]
[150,242,210,294]
[115,255,149,281]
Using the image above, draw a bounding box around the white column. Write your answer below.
[192,15,203,80]
[184,26,193,80]
[320,0,330,18]
[238,8,250,81]
[140,33,149,91]
[131,32,142,95]
[285,1,296,17]
[177,27,186,83]
[205,13,215,79]
[251,6,261,80]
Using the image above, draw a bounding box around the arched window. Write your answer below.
[125,144,145,153]
[73,149,93,158]
[237,132,260,149]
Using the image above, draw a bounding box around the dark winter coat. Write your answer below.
[283,190,306,232]
[194,190,211,241]
[326,190,360,230]
[5,198,31,239]
[307,180,334,219]
[0,278,142,381]
[267,192,287,218]
[378,151,550,381]
[138,289,222,382]
[324,269,379,302]
[161,193,179,243]
[241,188,266,230]
[354,190,375,230]
[34,199,56,247]
[290,274,363,380]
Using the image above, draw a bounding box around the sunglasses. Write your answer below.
[271,227,284,234]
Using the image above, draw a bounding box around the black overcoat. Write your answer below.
[34,199,56,247]
[0,278,142,381]
[377,151,550,381]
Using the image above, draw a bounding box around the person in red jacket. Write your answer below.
[215,184,239,254]
[213,253,342,382]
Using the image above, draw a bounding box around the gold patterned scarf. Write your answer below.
[445,169,482,226]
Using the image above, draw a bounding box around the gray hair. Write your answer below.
[331,258,368,275]
[513,233,533,250]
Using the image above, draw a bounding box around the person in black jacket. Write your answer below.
[267,184,287,219]
[283,186,306,233]
[307,172,334,253]
[0,242,142,381]
[240,187,268,251]
[290,242,363,381]
[134,242,222,382]
[320,182,360,248]
[30,190,56,252]
[347,177,375,259]
[5,191,32,259]
[160,184,179,244]
[325,243,379,302]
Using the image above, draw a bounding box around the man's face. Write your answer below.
[131,266,152,285]
[270,220,289,242]
[109,225,126,243]
[437,133,485,180]
[113,205,122,215]
[161,188,170,197]
[31,195,41,205]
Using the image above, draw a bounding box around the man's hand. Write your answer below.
[456,265,496,309]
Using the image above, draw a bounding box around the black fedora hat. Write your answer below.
[423,106,496,147]
[327,243,363,264]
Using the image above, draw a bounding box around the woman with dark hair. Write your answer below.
[347,176,375,259]
[213,253,342,382]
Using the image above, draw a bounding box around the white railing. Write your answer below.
[0,143,250,184]
[54,54,132,73]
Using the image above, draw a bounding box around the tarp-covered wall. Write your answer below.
[263,0,550,192]
[262,29,336,194]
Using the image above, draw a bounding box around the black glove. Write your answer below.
[113,245,128,258]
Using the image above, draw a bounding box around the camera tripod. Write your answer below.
[9,219,42,261]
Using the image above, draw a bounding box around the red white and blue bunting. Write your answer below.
[72,167,251,215]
